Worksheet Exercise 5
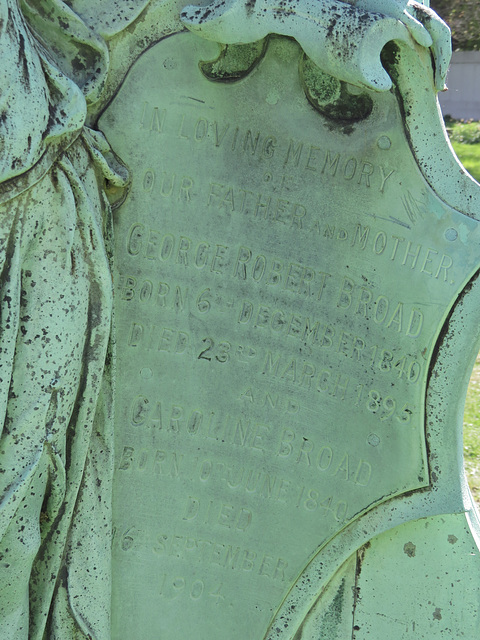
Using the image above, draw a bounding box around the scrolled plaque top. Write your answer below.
[99,27,480,639]
[180,0,451,90]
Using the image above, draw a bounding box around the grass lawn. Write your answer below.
[451,142,480,183]
[445,119,480,505]
[446,118,480,183]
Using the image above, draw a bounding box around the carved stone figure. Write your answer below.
[1,1,479,639]
[0,2,127,638]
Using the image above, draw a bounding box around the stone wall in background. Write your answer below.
[439,51,480,120]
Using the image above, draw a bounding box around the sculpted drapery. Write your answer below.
[0,2,127,638]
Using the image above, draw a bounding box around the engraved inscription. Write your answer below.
[182,497,253,531]
[323,223,454,283]
[126,215,455,290]
[207,182,307,229]
[113,527,289,584]
[140,103,396,194]
[100,35,478,639]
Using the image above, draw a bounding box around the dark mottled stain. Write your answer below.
[292,577,348,638]
[301,55,373,128]
[403,541,416,557]
[200,38,268,83]
[246,0,257,16]
[71,55,86,73]
[6,7,14,35]
[428,272,478,383]
[18,32,30,85]
[41,103,58,142]
[326,17,337,38]
[50,171,59,189]
[380,40,401,83]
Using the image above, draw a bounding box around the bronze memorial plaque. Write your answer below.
[99,32,480,639]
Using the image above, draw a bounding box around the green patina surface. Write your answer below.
[99,32,480,639]
[2,1,480,638]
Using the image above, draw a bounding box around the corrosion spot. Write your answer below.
[403,541,416,558]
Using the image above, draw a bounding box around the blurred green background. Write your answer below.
[445,119,480,503]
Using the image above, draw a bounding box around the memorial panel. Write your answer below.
[99,32,480,639]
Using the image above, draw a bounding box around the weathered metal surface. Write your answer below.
[99,31,480,639]
[2,1,480,638]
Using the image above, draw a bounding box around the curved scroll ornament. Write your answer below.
[0,2,127,639]
[182,0,450,127]
[190,0,450,128]
[181,0,451,92]
[198,40,374,124]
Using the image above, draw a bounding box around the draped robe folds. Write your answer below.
[0,1,128,638]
